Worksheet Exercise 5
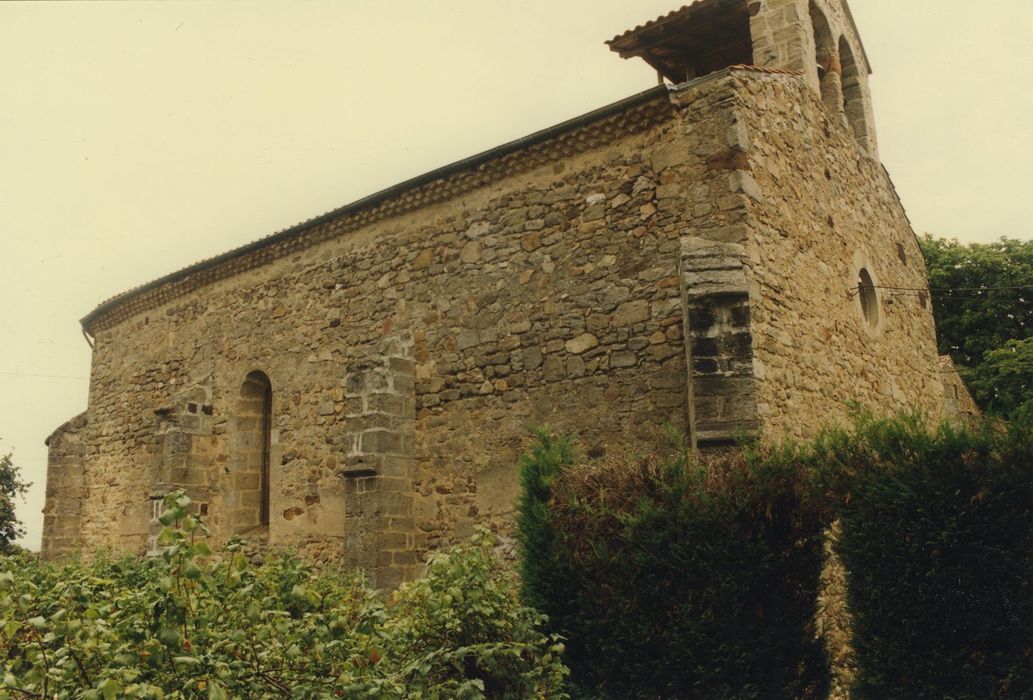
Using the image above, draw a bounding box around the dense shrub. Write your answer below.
[0,492,566,699]
[518,429,830,699]
[814,413,1033,698]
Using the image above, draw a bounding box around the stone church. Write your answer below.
[42,0,970,586]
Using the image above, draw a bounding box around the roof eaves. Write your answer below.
[606,0,710,48]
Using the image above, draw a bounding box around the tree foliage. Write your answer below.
[0,491,567,699]
[968,338,1033,417]
[0,451,29,553]
[919,235,1033,415]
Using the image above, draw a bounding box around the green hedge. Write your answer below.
[0,492,567,699]
[519,415,1033,698]
[517,429,830,699]
[815,414,1033,698]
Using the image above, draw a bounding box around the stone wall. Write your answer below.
[937,355,982,429]
[44,63,952,575]
[40,413,87,558]
[730,70,946,440]
[52,74,758,569]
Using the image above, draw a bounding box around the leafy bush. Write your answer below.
[518,429,830,699]
[813,413,1033,698]
[387,530,567,698]
[0,492,566,699]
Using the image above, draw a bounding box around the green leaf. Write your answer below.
[98,678,120,700]
[182,559,203,580]
[157,626,181,648]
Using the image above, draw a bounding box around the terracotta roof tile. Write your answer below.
[727,64,803,76]
[605,1,708,46]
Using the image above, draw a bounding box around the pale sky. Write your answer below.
[2,1,1032,551]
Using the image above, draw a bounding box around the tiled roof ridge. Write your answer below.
[82,86,677,334]
[727,64,803,75]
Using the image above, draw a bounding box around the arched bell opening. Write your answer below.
[809,2,845,121]
[839,35,872,151]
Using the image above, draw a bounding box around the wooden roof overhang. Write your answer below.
[606,0,753,84]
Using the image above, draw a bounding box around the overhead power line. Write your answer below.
[0,371,88,381]
[848,283,1033,303]
[877,284,1033,293]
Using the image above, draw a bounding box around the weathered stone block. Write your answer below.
[565,333,598,354]
[612,300,651,326]
[610,351,638,368]
[376,532,408,550]
[360,429,402,455]
[542,355,565,382]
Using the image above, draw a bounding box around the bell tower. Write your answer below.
[608,0,878,158]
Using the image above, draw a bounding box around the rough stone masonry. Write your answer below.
[42,0,972,588]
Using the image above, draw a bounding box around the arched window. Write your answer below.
[233,371,272,533]
[839,35,870,149]
[809,1,842,116]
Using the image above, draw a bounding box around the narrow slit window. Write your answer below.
[234,371,272,533]
[858,268,879,326]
